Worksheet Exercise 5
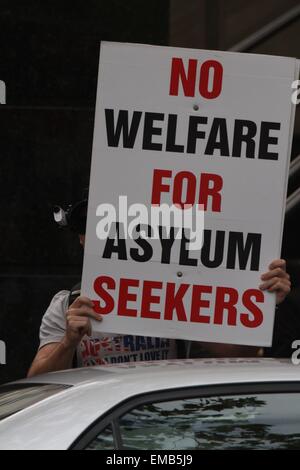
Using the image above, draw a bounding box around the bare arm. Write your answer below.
[27,340,76,378]
[28,296,102,378]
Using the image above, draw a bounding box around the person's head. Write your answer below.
[68,199,87,236]
[53,194,87,244]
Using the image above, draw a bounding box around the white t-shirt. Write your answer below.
[39,291,177,366]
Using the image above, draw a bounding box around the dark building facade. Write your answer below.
[0,1,169,384]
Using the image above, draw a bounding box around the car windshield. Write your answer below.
[0,384,70,421]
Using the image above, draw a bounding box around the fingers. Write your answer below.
[268,259,286,271]
[70,296,95,309]
[259,277,291,293]
[270,280,291,296]
[260,268,290,282]
[69,296,102,322]
[259,260,291,304]
[67,305,102,322]
[260,261,290,283]
[66,296,102,345]
[67,317,92,337]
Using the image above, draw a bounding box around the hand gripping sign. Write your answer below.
[82,42,299,347]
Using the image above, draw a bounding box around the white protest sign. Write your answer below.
[82,42,298,347]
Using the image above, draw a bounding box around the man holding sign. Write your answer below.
[28,42,296,376]
[27,200,290,377]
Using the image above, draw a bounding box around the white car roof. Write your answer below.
[0,358,299,450]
